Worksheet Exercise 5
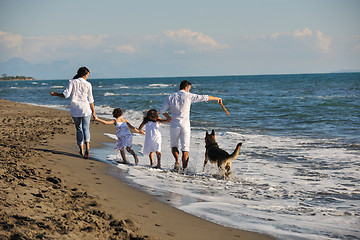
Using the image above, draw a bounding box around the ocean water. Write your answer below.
[0,73,359,239]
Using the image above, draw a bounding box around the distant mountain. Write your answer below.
[0,57,32,75]
[0,58,125,80]
[0,58,73,80]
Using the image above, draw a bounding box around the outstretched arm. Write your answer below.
[208,96,222,104]
[138,120,146,135]
[95,117,115,125]
[50,92,65,98]
[126,120,144,134]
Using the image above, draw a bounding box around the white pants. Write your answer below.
[170,126,190,152]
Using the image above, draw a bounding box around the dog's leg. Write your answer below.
[203,159,208,171]
[225,164,231,180]
[203,152,209,171]
[218,165,227,180]
[225,163,231,172]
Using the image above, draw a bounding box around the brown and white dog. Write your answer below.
[203,130,242,178]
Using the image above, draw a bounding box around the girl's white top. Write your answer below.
[143,121,161,154]
[63,77,94,117]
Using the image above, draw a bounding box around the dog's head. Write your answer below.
[205,130,217,145]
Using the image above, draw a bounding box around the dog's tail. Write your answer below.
[230,143,242,160]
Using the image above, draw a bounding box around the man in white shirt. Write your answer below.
[160,80,223,170]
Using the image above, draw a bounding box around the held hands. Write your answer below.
[93,114,100,121]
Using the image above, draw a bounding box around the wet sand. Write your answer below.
[0,99,274,240]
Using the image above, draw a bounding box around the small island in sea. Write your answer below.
[0,74,35,81]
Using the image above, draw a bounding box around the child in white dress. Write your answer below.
[95,108,144,164]
[139,109,171,168]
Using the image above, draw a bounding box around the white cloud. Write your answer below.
[270,32,291,39]
[252,28,331,52]
[0,31,110,61]
[27,34,109,52]
[158,28,229,52]
[0,28,228,63]
[2,27,348,78]
[0,31,23,59]
[0,31,23,49]
[314,30,331,51]
[123,29,229,56]
[115,44,137,54]
[293,28,313,37]
[164,29,224,50]
[293,28,331,51]
[270,28,313,39]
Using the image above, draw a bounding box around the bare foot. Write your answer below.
[174,162,180,171]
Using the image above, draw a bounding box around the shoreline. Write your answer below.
[0,99,274,240]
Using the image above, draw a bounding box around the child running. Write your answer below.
[139,109,171,168]
[95,108,144,164]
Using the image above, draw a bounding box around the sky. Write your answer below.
[0,0,359,79]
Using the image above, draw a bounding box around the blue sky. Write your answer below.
[0,0,359,79]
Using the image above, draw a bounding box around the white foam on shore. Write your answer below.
[147,83,175,88]
[25,102,69,111]
[104,92,120,96]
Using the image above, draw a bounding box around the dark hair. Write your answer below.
[73,66,90,79]
[180,80,191,90]
[112,108,123,118]
[144,109,159,123]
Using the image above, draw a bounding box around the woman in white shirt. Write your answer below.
[50,67,97,159]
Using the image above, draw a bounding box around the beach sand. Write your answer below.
[0,99,274,240]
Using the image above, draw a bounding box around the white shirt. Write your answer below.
[160,90,209,128]
[63,78,94,117]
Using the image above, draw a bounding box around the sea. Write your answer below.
[1,73,359,240]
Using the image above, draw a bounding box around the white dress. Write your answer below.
[143,121,161,155]
[115,121,132,151]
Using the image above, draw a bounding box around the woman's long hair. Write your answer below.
[144,109,159,123]
[73,66,90,79]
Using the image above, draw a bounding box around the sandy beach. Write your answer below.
[0,99,274,240]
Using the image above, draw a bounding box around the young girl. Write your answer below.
[95,108,144,164]
[139,109,171,168]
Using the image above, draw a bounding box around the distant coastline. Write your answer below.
[0,75,35,81]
